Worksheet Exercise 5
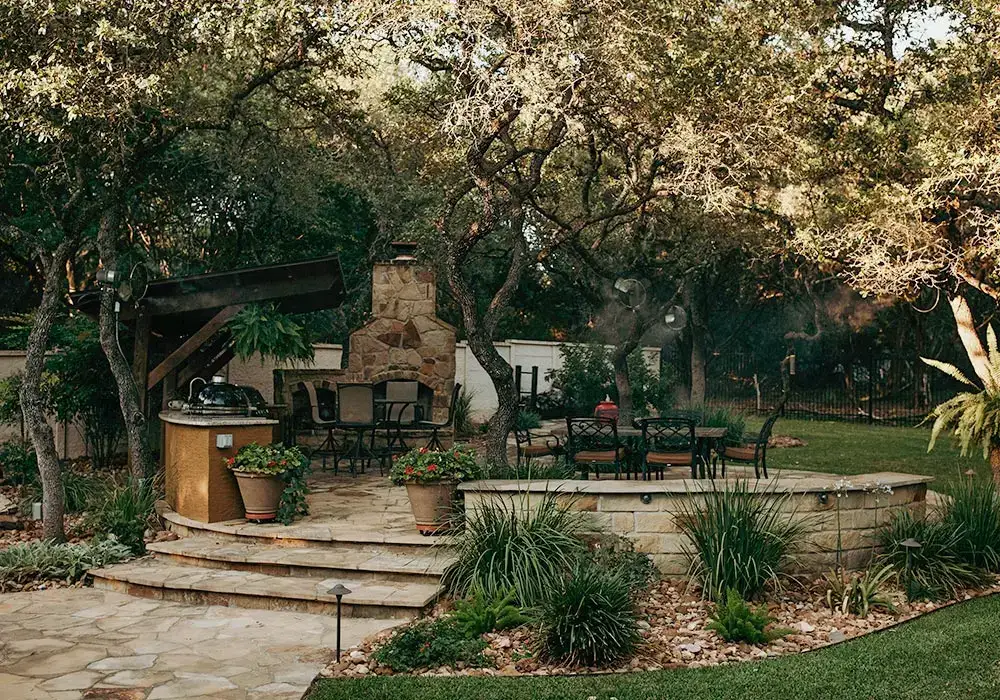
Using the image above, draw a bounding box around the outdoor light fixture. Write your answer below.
[900,538,922,573]
[95,268,119,286]
[640,493,653,505]
[329,583,352,662]
[663,305,687,331]
[613,277,647,310]
[817,492,829,506]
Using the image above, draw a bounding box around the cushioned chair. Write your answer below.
[635,417,697,480]
[514,426,563,467]
[721,411,779,479]
[565,418,624,479]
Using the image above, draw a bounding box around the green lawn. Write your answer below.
[752,418,978,490]
[309,594,1000,700]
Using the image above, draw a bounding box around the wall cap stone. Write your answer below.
[458,472,934,495]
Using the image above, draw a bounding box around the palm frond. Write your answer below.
[921,357,977,388]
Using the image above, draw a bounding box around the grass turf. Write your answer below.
[749,418,979,490]
[308,593,1000,700]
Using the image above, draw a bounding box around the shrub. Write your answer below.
[671,405,747,446]
[676,480,804,601]
[372,617,487,672]
[825,564,896,617]
[941,476,1000,572]
[514,410,541,432]
[444,491,586,606]
[0,538,132,592]
[547,343,670,417]
[706,588,789,644]
[0,440,38,486]
[878,510,989,601]
[587,535,659,595]
[453,586,530,638]
[87,477,159,555]
[454,387,476,437]
[538,558,640,666]
[20,468,99,514]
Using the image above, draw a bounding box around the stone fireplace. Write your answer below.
[342,244,457,422]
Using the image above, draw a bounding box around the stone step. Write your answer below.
[158,501,451,556]
[146,537,452,585]
[89,559,442,619]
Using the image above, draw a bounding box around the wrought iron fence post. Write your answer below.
[868,354,875,425]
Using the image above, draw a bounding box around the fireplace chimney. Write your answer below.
[390,241,418,264]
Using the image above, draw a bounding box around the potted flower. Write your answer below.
[226,442,307,523]
[390,445,480,535]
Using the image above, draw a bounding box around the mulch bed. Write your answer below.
[321,578,1000,679]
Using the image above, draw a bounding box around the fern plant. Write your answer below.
[706,588,789,644]
[228,304,314,365]
[923,296,1000,481]
[452,586,530,637]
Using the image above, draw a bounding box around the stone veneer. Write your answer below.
[343,262,457,423]
[459,472,932,575]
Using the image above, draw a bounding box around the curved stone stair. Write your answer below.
[90,501,454,620]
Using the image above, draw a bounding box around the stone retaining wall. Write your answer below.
[459,473,931,575]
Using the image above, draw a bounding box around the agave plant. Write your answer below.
[924,296,1000,483]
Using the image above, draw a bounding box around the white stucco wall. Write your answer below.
[456,340,661,419]
[0,351,89,458]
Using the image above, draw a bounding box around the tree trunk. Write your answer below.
[96,208,153,482]
[613,347,634,425]
[685,283,707,405]
[19,240,75,542]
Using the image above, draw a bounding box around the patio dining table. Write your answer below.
[550,423,727,479]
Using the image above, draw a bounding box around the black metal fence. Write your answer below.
[702,350,963,425]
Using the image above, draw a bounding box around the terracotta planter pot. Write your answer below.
[405,481,458,535]
[232,472,285,522]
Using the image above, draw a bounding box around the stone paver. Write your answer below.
[0,588,400,699]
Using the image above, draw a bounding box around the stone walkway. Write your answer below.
[0,588,399,699]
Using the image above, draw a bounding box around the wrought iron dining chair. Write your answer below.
[513,427,563,468]
[335,383,377,474]
[720,411,779,479]
[415,383,461,451]
[635,417,697,480]
[565,418,624,480]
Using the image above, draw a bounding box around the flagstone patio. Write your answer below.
[0,587,400,700]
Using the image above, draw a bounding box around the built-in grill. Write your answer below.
[182,375,269,417]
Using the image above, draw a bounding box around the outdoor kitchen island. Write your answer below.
[160,410,278,523]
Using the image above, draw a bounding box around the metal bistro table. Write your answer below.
[556,423,728,479]
[374,399,422,464]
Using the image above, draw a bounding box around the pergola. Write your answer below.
[72,255,347,416]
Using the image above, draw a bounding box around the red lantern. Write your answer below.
[594,395,619,424]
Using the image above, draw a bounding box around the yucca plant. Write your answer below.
[676,480,805,601]
[443,491,586,606]
[923,296,1000,483]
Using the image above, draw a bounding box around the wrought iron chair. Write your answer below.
[635,417,697,480]
[720,412,780,479]
[514,426,563,467]
[565,418,624,479]
[415,383,461,451]
[335,383,377,474]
